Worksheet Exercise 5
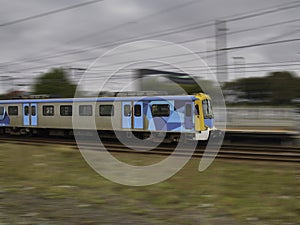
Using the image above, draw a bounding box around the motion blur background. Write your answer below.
[0,1,299,224]
[0,0,299,134]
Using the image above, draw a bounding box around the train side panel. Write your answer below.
[38,102,68,129]
[94,101,122,131]
[0,94,213,141]
[143,99,195,133]
[0,104,23,127]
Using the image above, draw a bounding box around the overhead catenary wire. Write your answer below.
[0,0,105,28]
[1,0,300,69]
[6,59,300,76]
[0,0,298,89]
[1,17,299,72]
[0,0,202,66]
[3,36,299,74]
[76,37,300,71]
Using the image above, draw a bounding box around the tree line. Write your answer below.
[223,71,300,105]
[1,68,299,106]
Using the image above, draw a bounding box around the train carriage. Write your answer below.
[0,93,215,141]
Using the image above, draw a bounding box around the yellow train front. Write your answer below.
[0,93,215,142]
[193,93,215,140]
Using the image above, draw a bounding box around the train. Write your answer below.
[0,92,215,142]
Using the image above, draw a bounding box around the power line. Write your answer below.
[87,38,300,70]
[0,1,298,88]
[88,62,300,71]
[1,1,299,69]
[2,16,299,70]
[0,0,105,27]
[0,0,202,66]
[227,2,300,23]
[219,38,300,51]
[0,21,215,68]
[65,0,201,44]
[151,29,300,70]
[179,18,300,46]
[5,36,300,73]
[65,0,300,45]
[103,20,300,60]
[3,60,300,75]
[3,61,300,87]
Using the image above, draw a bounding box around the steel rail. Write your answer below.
[0,136,299,163]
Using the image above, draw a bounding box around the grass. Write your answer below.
[0,143,299,225]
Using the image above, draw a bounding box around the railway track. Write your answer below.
[0,136,299,163]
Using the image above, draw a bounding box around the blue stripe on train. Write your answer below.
[204,118,214,128]
[146,100,195,132]
[0,112,10,126]
[0,95,198,104]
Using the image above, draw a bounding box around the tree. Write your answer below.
[33,68,77,98]
[223,71,300,105]
[266,71,299,104]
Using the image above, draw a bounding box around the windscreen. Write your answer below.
[202,99,213,119]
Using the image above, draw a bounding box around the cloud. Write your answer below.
[0,0,299,93]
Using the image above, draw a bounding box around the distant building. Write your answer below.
[3,90,29,99]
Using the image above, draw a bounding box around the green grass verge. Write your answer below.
[0,143,299,225]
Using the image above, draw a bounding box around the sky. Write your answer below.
[0,0,299,93]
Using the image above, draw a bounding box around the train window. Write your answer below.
[31,106,36,116]
[79,105,92,116]
[43,105,54,116]
[99,105,114,116]
[134,105,141,117]
[123,104,131,117]
[151,104,170,117]
[202,100,213,119]
[0,106,4,115]
[24,106,29,116]
[185,104,192,117]
[60,105,72,116]
[8,106,18,116]
[195,104,200,115]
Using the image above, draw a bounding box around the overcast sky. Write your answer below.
[0,0,299,93]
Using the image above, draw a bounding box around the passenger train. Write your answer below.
[0,92,215,142]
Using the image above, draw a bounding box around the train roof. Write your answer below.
[0,95,201,104]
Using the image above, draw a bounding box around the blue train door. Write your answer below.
[23,103,38,126]
[122,102,144,129]
[133,101,143,129]
[31,103,37,126]
[122,102,132,129]
[184,103,193,129]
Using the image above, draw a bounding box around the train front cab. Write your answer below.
[194,93,214,140]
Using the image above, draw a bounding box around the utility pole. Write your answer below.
[65,67,86,83]
[232,56,245,81]
[215,20,228,84]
